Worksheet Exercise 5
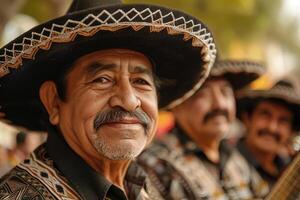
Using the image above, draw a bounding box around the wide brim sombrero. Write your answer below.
[0,0,216,131]
[210,60,265,90]
[236,80,300,131]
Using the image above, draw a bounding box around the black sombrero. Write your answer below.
[236,79,300,131]
[210,60,265,90]
[0,0,216,131]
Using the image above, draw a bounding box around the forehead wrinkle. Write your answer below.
[86,62,118,76]
[129,65,154,78]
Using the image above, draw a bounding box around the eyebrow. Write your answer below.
[129,65,153,78]
[87,62,153,77]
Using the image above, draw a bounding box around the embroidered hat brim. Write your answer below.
[210,60,265,90]
[0,3,216,131]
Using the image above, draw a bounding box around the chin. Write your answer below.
[94,139,147,160]
[103,145,145,160]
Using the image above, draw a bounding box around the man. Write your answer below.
[0,0,216,199]
[236,79,300,187]
[7,131,45,166]
[0,145,11,177]
[138,60,269,199]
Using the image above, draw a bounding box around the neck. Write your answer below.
[192,133,221,163]
[245,139,277,175]
[87,157,131,190]
[69,138,131,191]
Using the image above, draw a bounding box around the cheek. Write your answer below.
[227,98,236,119]
[175,101,207,128]
[189,98,209,118]
[229,105,236,121]
[194,107,209,125]
[250,115,267,130]
[140,94,158,135]
[278,126,292,140]
[68,91,110,132]
[247,118,264,137]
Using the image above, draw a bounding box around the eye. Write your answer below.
[132,78,151,85]
[132,78,154,91]
[194,87,209,98]
[279,117,292,124]
[92,76,111,83]
[221,86,233,96]
[258,109,271,119]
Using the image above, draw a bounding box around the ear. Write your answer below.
[39,81,61,125]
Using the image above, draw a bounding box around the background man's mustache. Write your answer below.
[203,109,229,123]
[257,129,281,142]
[93,107,150,132]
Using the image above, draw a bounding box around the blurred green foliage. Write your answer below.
[21,0,54,23]
[125,0,284,57]
[20,0,300,64]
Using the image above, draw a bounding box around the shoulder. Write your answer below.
[0,162,58,199]
[142,133,183,158]
[137,134,198,199]
[0,144,81,200]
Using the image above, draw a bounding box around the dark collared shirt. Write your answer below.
[237,138,289,187]
[0,127,161,200]
[138,125,269,200]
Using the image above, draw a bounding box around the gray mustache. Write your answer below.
[93,107,150,132]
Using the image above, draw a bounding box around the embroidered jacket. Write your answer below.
[237,138,290,187]
[138,127,270,200]
[0,128,162,200]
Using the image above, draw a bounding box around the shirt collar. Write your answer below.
[46,126,146,200]
[236,138,261,168]
[237,138,289,177]
[173,124,233,168]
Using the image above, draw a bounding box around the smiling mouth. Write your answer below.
[105,117,141,124]
[100,118,144,129]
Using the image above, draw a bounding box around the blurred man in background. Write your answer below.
[7,131,45,166]
[236,79,300,187]
[0,145,10,177]
[139,60,269,199]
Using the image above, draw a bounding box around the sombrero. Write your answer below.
[0,0,216,131]
[210,60,265,90]
[236,79,300,131]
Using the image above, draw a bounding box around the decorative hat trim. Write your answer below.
[0,8,216,78]
[237,85,300,105]
[165,67,209,109]
[211,60,265,77]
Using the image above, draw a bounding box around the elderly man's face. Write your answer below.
[244,101,293,154]
[40,49,158,160]
[172,78,236,141]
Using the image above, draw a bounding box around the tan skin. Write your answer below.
[243,101,294,175]
[39,49,158,192]
[172,78,235,163]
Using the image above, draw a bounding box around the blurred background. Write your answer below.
[0,0,299,153]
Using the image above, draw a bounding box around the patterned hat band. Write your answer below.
[0,7,216,77]
[205,60,266,90]
[210,60,265,77]
[237,85,300,104]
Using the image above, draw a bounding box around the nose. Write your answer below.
[267,118,279,133]
[211,89,226,110]
[109,79,141,111]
